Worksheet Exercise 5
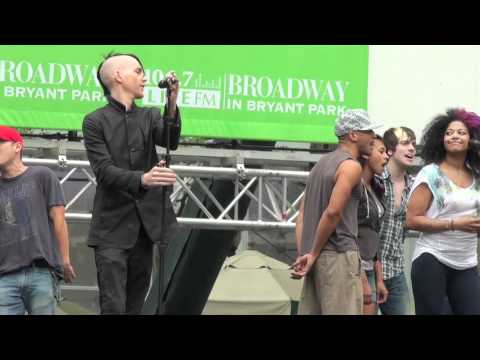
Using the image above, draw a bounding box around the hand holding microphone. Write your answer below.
[158,71,180,118]
[158,71,179,92]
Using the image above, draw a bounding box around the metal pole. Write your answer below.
[258,176,263,221]
[217,177,257,220]
[234,178,239,220]
[157,86,173,315]
[23,158,309,181]
[60,168,77,184]
[175,176,215,219]
[195,178,232,220]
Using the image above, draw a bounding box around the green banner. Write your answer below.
[0,45,368,143]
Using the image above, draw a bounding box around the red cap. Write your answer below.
[0,126,23,143]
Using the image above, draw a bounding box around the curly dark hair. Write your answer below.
[358,135,386,198]
[358,134,383,167]
[421,108,480,176]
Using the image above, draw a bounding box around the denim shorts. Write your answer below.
[366,270,377,304]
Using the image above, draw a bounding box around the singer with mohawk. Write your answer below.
[407,108,480,314]
[82,52,181,314]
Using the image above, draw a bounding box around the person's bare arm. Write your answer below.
[295,198,305,255]
[374,260,388,304]
[49,206,76,283]
[361,270,373,305]
[407,184,480,233]
[291,160,362,278]
[309,159,363,258]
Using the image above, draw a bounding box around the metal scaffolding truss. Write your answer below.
[23,157,308,231]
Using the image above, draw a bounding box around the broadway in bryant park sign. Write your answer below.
[0,45,368,143]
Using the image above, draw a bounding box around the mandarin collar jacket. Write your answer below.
[82,96,181,248]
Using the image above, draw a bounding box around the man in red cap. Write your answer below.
[0,126,76,315]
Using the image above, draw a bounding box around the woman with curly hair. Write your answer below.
[407,108,480,314]
[357,135,390,315]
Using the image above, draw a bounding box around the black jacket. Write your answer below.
[357,181,385,261]
[82,96,181,249]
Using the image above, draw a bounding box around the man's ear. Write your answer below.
[387,149,394,157]
[14,142,23,156]
[113,69,123,84]
[348,130,357,142]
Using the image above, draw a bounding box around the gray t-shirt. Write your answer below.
[0,166,66,277]
[301,148,361,255]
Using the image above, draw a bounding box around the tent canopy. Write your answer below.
[202,250,304,315]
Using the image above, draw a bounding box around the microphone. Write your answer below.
[158,79,169,88]
[158,73,178,89]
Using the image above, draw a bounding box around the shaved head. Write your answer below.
[97,52,144,95]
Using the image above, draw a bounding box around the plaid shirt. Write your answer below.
[378,167,415,280]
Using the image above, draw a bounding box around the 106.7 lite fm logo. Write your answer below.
[144,72,351,117]
[0,59,351,117]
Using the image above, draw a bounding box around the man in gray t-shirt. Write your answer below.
[0,126,76,315]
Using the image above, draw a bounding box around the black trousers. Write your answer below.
[94,226,154,315]
[411,252,480,315]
